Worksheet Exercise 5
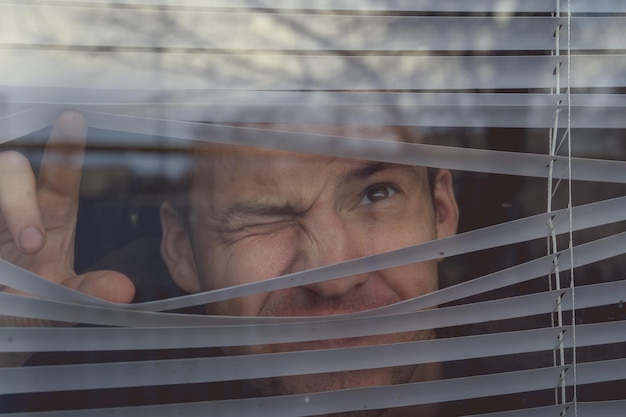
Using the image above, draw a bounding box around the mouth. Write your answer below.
[273,330,414,354]
[298,336,368,350]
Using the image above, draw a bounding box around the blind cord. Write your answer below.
[567,0,579,414]
[551,0,568,408]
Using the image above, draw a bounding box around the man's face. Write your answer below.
[160,126,458,404]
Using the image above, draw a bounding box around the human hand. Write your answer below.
[0,111,135,329]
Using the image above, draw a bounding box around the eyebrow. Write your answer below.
[223,162,417,221]
[342,161,420,184]
[225,201,298,221]
[343,161,389,183]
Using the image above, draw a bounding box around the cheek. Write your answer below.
[363,211,440,300]
[199,232,299,316]
[381,261,440,302]
[360,210,438,259]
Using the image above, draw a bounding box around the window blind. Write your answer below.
[1,1,625,416]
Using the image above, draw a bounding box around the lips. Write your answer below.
[267,328,429,355]
[289,335,372,351]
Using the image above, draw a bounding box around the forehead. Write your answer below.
[188,124,423,196]
[190,144,360,196]
[185,125,431,224]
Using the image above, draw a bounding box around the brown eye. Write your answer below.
[360,184,398,205]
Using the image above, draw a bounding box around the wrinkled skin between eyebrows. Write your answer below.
[160,126,459,417]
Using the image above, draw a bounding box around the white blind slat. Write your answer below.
[462,400,626,417]
[13,0,626,14]
[4,90,626,129]
[3,109,625,183]
[1,10,565,51]
[3,50,624,90]
[4,8,624,52]
[0,51,560,90]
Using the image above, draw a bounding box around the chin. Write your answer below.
[256,365,415,394]
[250,367,415,417]
[233,330,436,393]
[223,330,441,417]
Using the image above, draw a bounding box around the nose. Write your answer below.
[291,213,369,298]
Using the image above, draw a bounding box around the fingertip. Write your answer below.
[109,274,136,304]
[56,110,87,131]
[50,110,88,145]
[17,226,45,253]
[77,271,136,304]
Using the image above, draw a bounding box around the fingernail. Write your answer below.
[19,226,44,252]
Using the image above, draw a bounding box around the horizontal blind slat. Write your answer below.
[4,7,624,52]
[6,51,626,90]
[88,114,626,183]
[3,109,626,183]
[461,400,626,417]
[12,0,626,14]
[4,90,626,128]
[1,10,564,51]
[0,50,558,90]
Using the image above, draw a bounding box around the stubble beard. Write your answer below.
[247,363,419,417]
[218,327,438,415]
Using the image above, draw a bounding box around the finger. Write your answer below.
[37,111,87,221]
[0,150,45,253]
[63,270,136,304]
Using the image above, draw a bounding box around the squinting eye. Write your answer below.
[360,184,398,205]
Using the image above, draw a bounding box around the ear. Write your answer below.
[160,201,201,293]
[432,169,459,240]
